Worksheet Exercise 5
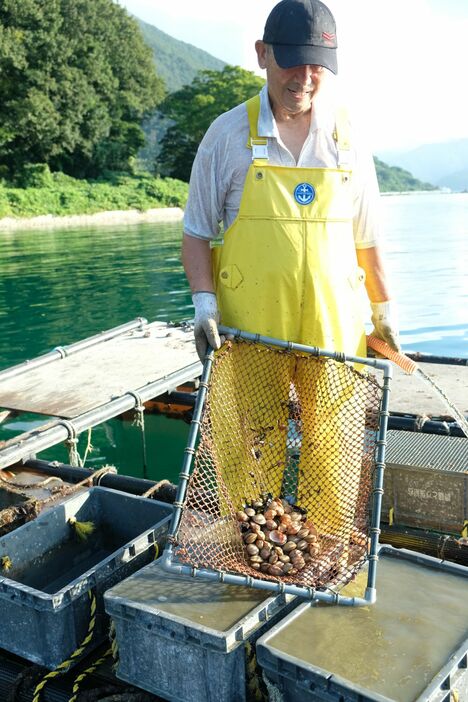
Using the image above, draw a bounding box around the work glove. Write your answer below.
[192,292,222,362]
[370,301,401,353]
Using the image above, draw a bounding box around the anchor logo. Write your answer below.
[294,182,315,205]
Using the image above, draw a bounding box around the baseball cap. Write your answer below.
[263,0,338,74]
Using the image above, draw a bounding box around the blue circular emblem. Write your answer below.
[294,182,315,205]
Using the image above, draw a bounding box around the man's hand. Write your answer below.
[192,292,222,361]
[370,301,401,352]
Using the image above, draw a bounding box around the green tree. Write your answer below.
[158,65,265,182]
[0,0,165,178]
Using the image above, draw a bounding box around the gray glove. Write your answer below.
[192,292,222,361]
[370,301,401,352]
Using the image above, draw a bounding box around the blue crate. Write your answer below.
[104,559,297,702]
[0,486,172,669]
[256,546,468,702]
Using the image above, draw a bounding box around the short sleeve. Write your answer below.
[351,128,382,249]
[183,124,229,240]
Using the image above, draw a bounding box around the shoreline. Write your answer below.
[0,207,184,232]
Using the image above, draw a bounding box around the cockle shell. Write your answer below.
[270,530,287,545]
[286,523,301,535]
[283,541,297,553]
[244,532,257,544]
[268,564,283,576]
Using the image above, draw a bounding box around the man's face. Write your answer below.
[255,41,325,118]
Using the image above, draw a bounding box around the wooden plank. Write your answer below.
[0,322,200,418]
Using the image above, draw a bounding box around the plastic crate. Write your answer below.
[0,486,172,669]
[382,430,468,533]
[257,546,468,702]
[104,559,297,702]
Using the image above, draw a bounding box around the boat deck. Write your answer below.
[0,319,200,469]
[387,361,468,418]
[0,320,199,418]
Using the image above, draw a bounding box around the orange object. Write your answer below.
[366,335,418,375]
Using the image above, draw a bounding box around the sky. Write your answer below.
[117,0,468,152]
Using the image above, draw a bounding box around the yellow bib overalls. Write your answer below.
[210,95,366,548]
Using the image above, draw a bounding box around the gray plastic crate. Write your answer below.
[0,486,172,669]
[257,546,468,702]
[104,559,297,702]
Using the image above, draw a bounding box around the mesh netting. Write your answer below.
[174,340,383,591]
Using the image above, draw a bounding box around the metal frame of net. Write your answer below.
[162,327,392,606]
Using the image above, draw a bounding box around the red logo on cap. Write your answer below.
[322,31,335,43]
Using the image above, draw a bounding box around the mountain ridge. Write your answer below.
[136,18,225,93]
[377,138,468,191]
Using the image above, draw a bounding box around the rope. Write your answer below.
[68,647,113,702]
[72,465,118,491]
[59,420,83,467]
[90,465,117,486]
[82,427,94,466]
[0,474,62,490]
[109,620,119,673]
[127,391,148,479]
[437,534,452,560]
[141,480,171,500]
[32,590,97,702]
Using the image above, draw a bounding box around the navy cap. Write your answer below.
[263,0,338,74]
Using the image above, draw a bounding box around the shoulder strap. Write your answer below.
[245,95,268,160]
[333,106,352,169]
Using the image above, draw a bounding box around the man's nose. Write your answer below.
[293,65,313,81]
[293,64,322,81]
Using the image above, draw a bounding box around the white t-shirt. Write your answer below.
[184,84,381,249]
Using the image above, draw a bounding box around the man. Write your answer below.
[182,0,400,361]
[180,0,398,559]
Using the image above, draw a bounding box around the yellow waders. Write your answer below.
[211,95,366,544]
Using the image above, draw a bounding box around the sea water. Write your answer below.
[380,192,468,357]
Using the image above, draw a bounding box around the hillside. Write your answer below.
[135,17,227,170]
[374,157,436,193]
[136,18,225,93]
[377,139,468,192]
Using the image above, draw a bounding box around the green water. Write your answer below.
[0,221,192,482]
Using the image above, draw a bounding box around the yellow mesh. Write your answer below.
[175,340,382,591]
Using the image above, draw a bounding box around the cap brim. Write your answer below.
[272,44,338,74]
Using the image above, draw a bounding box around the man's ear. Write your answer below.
[255,40,268,70]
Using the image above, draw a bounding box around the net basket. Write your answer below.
[173,339,384,592]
